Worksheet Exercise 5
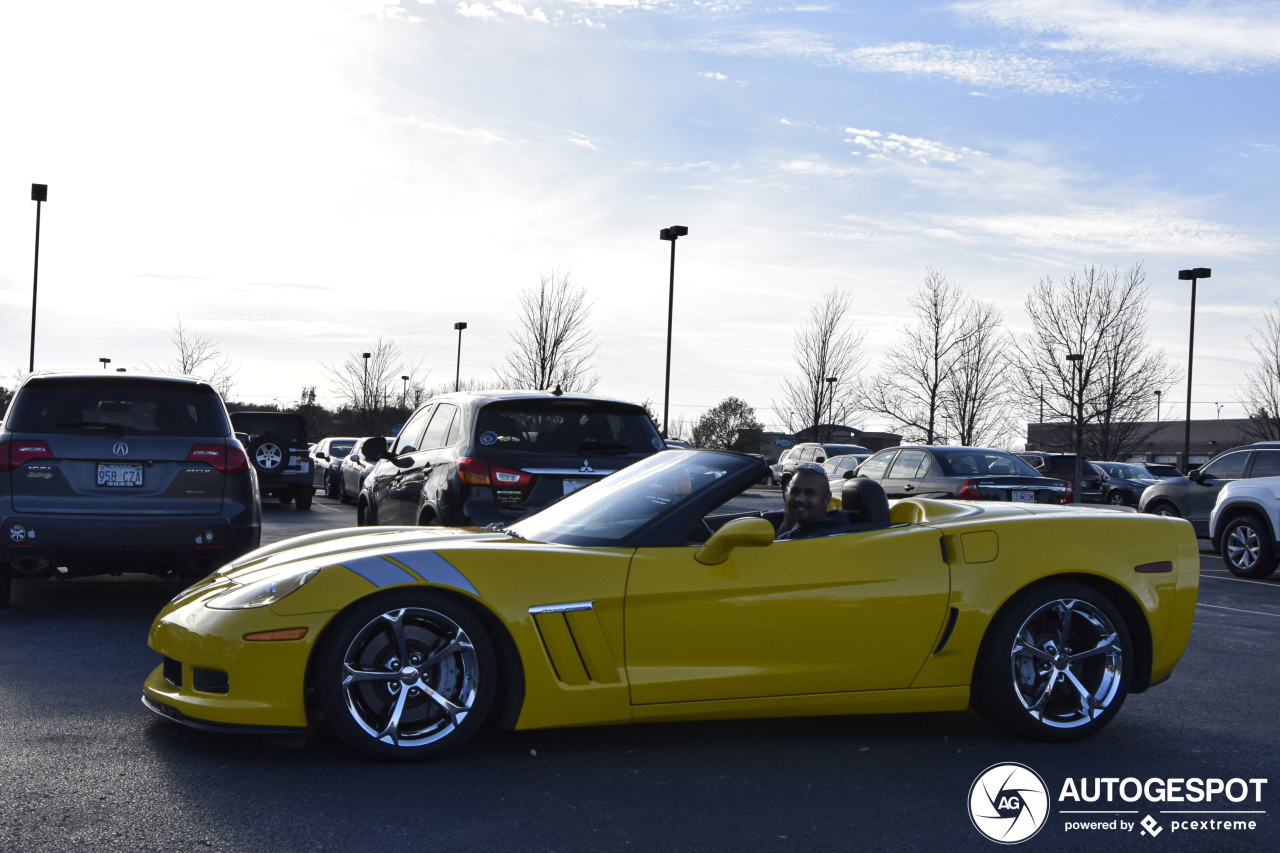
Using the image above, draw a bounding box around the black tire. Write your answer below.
[278,494,293,505]
[1221,515,1278,579]
[1107,492,1127,507]
[357,498,374,527]
[247,436,287,476]
[339,477,352,504]
[1146,501,1180,518]
[971,580,1133,742]
[295,489,314,511]
[313,589,497,761]
[0,562,11,608]
[325,471,341,500]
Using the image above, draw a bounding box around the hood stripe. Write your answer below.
[342,555,417,588]
[340,551,479,597]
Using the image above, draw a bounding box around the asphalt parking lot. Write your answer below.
[1,494,1277,852]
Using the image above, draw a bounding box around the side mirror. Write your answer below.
[695,518,775,566]
[1188,469,1204,483]
[362,436,387,461]
[315,452,328,461]
[843,470,855,479]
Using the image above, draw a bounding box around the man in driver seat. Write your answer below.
[777,466,849,540]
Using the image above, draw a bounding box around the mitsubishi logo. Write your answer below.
[112,442,129,457]
[579,459,595,473]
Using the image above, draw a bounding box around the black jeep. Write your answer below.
[229,411,315,510]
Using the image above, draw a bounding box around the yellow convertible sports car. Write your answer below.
[143,450,1199,761]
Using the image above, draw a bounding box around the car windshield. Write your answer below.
[508,451,754,547]
[935,449,1041,477]
[475,400,662,455]
[7,379,230,437]
[328,439,356,458]
[1147,465,1182,478]
[1100,463,1156,481]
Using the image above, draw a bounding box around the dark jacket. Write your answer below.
[777,510,850,540]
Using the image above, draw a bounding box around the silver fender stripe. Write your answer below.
[341,551,479,596]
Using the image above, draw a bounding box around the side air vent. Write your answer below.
[529,602,622,686]
[933,607,960,655]
[162,656,182,687]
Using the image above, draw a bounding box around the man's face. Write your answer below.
[787,470,830,525]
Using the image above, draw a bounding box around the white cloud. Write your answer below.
[955,0,1280,72]
[565,131,600,149]
[940,207,1273,257]
[779,159,860,177]
[456,2,497,18]
[844,127,974,165]
[701,71,729,80]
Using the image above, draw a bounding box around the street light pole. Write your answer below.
[29,184,47,373]
[362,352,371,411]
[1154,389,1162,422]
[401,375,409,408]
[1178,268,1210,471]
[1067,353,1084,504]
[453,322,467,392]
[658,225,689,439]
[824,376,837,442]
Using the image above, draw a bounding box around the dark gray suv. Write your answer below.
[0,372,260,605]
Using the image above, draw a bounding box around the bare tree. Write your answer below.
[497,267,599,392]
[148,317,238,398]
[772,288,865,440]
[1238,300,1280,441]
[941,299,1009,447]
[692,397,764,450]
[1010,263,1178,465]
[324,337,425,433]
[863,269,969,444]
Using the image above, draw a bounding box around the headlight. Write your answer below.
[206,567,320,610]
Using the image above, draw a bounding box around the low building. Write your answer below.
[1025,418,1260,470]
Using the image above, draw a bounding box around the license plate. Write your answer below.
[98,462,144,488]
[563,479,592,495]
[1012,490,1035,503]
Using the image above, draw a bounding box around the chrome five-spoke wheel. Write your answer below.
[1222,516,1277,578]
[972,580,1132,742]
[1226,524,1261,571]
[317,591,497,760]
[1010,598,1123,729]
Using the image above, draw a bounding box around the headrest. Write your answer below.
[841,477,891,526]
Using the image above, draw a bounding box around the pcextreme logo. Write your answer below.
[969,765,1269,844]
[969,763,1051,844]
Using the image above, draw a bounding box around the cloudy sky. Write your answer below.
[1,0,1276,434]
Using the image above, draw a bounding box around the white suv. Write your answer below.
[1210,476,1280,578]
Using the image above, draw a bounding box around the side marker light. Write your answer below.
[243,628,308,641]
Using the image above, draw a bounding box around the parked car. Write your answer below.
[0,371,260,604]
[144,449,1198,760]
[360,390,664,528]
[1142,442,1280,537]
[1210,474,1280,578]
[822,453,870,492]
[310,436,356,498]
[229,411,314,510]
[1094,461,1160,507]
[664,439,694,450]
[854,446,1069,503]
[776,442,870,488]
[1143,463,1184,479]
[338,437,381,504]
[1016,452,1104,503]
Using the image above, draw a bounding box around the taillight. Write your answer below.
[1064,480,1074,503]
[458,457,491,486]
[491,465,532,486]
[1,438,53,472]
[187,444,249,474]
[956,479,981,500]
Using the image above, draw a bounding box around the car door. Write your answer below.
[403,403,459,525]
[881,449,929,498]
[624,525,951,705]
[343,439,368,498]
[375,406,434,524]
[855,449,897,482]
[310,439,328,489]
[1186,450,1251,535]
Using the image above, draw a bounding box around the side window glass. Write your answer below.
[858,451,896,480]
[444,408,463,447]
[1202,451,1248,480]
[420,404,457,450]
[1250,450,1280,479]
[916,453,932,479]
[888,449,927,479]
[394,406,433,455]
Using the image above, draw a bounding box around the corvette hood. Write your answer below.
[215,526,516,584]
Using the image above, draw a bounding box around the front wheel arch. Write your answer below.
[305,585,526,735]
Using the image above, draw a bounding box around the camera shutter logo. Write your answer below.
[113,442,129,457]
[969,763,1050,844]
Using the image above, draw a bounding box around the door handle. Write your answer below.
[904,484,915,492]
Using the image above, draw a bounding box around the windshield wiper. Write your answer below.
[578,439,631,453]
[55,421,125,433]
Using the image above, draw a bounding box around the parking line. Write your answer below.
[1197,603,1280,618]
[1200,574,1280,589]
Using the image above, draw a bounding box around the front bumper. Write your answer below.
[144,580,337,729]
[142,694,306,735]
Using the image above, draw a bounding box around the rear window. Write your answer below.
[936,450,1041,477]
[474,400,662,455]
[822,444,867,456]
[230,413,305,444]
[8,379,230,438]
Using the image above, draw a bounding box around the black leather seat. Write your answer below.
[841,477,891,528]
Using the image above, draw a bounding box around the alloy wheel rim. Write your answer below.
[1109,493,1125,505]
[256,444,282,469]
[1226,525,1260,569]
[1010,598,1123,729]
[341,607,477,747]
